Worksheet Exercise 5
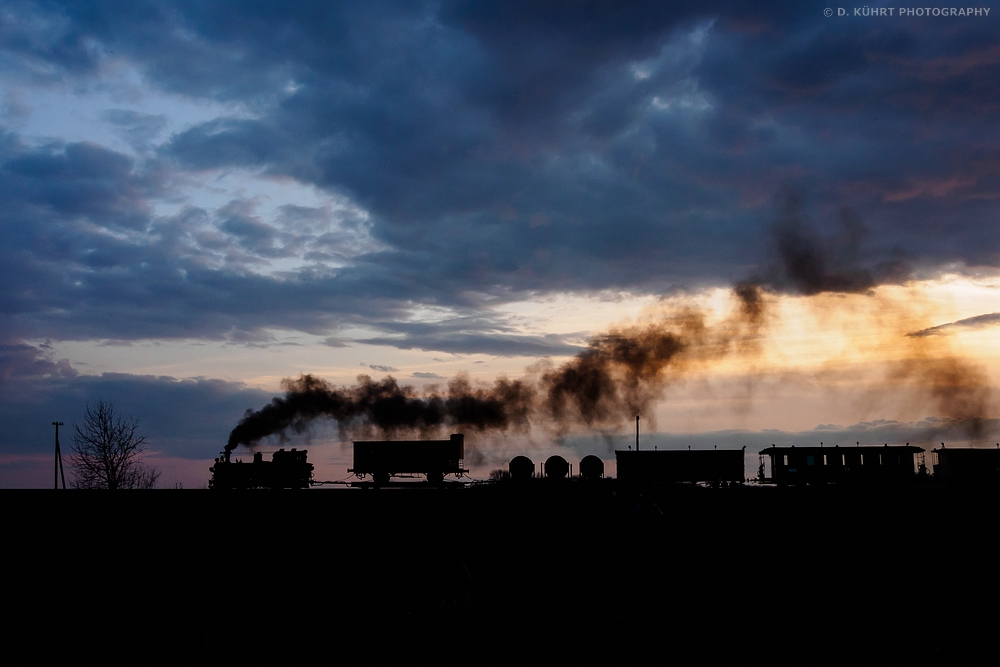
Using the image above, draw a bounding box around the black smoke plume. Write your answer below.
[759,193,994,440]
[892,355,993,441]
[764,190,909,295]
[542,325,687,429]
[226,285,768,453]
[226,373,535,456]
[541,310,710,432]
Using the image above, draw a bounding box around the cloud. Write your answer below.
[0,132,418,341]
[358,332,583,357]
[908,312,1000,338]
[0,368,274,464]
[103,109,168,152]
[0,339,78,382]
[156,5,1000,289]
[412,371,445,379]
[362,363,399,373]
[0,1,997,352]
[322,337,350,348]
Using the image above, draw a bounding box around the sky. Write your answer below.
[1,1,998,488]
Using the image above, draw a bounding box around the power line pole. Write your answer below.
[52,421,66,489]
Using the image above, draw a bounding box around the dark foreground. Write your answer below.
[5,483,998,660]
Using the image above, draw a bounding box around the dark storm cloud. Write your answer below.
[158,1,1000,284]
[0,1,998,349]
[0,366,273,460]
[0,131,506,344]
[0,123,615,351]
[0,339,77,381]
[0,135,155,229]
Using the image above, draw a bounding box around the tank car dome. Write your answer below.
[544,455,570,479]
[509,455,535,481]
[579,455,604,480]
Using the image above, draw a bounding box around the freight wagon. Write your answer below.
[350,433,468,486]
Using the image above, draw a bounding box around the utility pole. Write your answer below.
[635,415,640,451]
[52,421,66,489]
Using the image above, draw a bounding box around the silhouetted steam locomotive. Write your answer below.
[209,448,313,489]
[209,435,1000,489]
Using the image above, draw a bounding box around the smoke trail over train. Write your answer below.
[757,191,994,441]
[226,373,535,455]
[226,284,768,454]
[226,196,995,456]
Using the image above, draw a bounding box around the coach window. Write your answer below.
[806,456,815,466]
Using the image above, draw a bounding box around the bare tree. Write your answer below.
[69,400,160,489]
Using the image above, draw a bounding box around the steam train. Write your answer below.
[208,434,1000,489]
[208,448,314,489]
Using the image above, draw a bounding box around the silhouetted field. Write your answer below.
[6,485,996,660]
